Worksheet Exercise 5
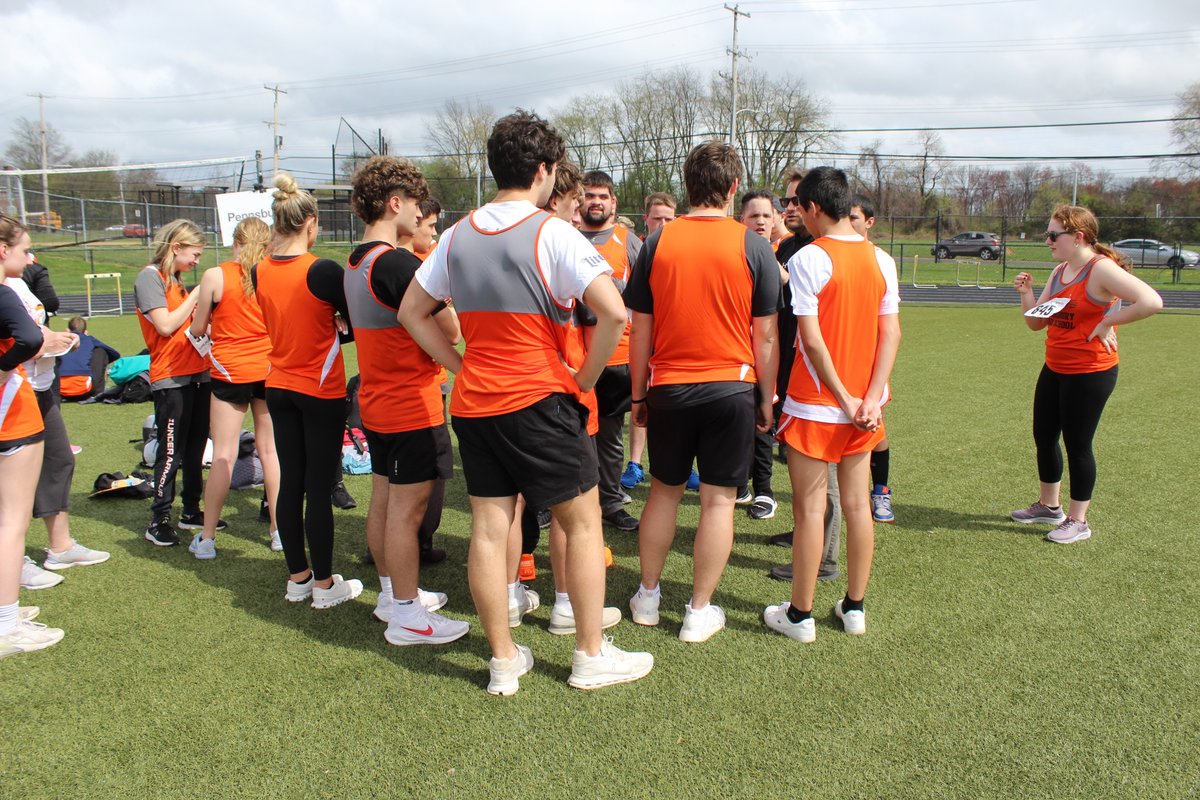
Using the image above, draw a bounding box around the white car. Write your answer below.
[1112,239,1200,268]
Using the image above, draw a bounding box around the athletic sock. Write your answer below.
[507,582,520,603]
[843,595,864,613]
[785,605,812,624]
[554,591,572,611]
[639,583,661,597]
[379,576,392,597]
[391,597,420,621]
[871,448,890,487]
[0,601,18,635]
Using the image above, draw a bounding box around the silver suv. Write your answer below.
[1111,239,1200,268]
[931,231,1002,260]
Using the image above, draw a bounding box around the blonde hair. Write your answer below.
[0,214,28,247]
[232,216,270,297]
[1051,204,1131,272]
[271,173,318,236]
[151,219,205,285]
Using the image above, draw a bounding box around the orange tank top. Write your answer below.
[136,268,207,384]
[594,229,633,367]
[209,261,271,384]
[255,253,346,399]
[785,237,888,411]
[1043,257,1119,374]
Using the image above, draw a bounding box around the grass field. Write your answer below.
[2,307,1198,799]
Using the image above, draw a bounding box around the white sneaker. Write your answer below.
[763,602,817,643]
[43,541,110,570]
[548,604,622,635]
[0,620,65,657]
[629,586,660,626]
[385,606,469,646]
[269,530,283,552]
[285,576,313,603]
[373,588,449,622]
[679,602,726,643]
[567,635,654,690]
[311,575,364,609]
[18,606,39,622]
[833,598,866,635]
[20,556,64,590]
[487,644,534,696]
[508,584,540,627]
[188,534,217,560]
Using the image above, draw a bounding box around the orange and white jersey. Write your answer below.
[781,235,899,424]
[134,267,207,385]
[1042,257,1120,374]
[208,261,271,384]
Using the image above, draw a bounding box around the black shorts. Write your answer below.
[647,389,754,487]
[452,393,598,508]
[0,431,45,454]
[364,424,453,485]
[595,364,631,417]
[211,379,266,406]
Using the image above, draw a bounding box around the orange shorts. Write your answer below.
[776,413,886,463]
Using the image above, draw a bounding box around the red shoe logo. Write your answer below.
[400,625,434,636]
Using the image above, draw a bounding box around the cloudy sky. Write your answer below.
[1,0,1196,187]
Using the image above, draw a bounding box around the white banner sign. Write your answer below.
[215,191,274,247]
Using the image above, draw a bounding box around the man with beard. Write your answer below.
[578,171,641,533]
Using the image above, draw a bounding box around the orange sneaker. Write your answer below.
[518,553,536,582]
[604,546,614,569]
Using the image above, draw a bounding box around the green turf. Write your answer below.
[2,308,1198,798]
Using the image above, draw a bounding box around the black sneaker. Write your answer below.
[420,546,447,566]
[332,481,357,510]
[768,530,793,548]
[602,509,640,532]
[145,520,180,547]
[179,512,226,531]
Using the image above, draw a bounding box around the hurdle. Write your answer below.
[84,272,124,317]
[955,259,997,290]
[911,254,937,289]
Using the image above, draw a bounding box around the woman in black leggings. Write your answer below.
[1012,205,1162,544]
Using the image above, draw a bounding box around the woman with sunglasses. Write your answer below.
[1011,205,1162,543]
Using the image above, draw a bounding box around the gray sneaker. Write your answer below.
[43,541,110,571]
[1010,501,1066,525]
[20,556,64,590]
[1047,518,1092,544]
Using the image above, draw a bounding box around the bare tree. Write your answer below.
[1169,82,1200,176]
[853,139,894,216]
[424,98,495,202]
[552,94,618,173]
[4,116,72,170]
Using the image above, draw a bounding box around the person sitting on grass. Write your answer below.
[57,317,120,401]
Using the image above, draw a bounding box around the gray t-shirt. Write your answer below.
[134,266,209,390]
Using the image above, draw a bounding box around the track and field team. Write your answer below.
[0,111,1163,692]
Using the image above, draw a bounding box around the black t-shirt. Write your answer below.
[0,283,43,370]
[349,241,447,315]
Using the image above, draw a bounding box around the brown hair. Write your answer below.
[551,160,583,204]
[644,192,676,215]
[67,316,87,333]
[150,219,205,286]
[782,166,805,190]
[271,173,318,236]
[1051,204,1131,271]
[488,110,566,190]
[0,214,28,246]
[350,156,430,224]
[684,141,743,209]
[233,216,270,297]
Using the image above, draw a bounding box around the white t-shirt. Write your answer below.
[416,200,611,306]
[4,277,56,392]
[787,234,901,317]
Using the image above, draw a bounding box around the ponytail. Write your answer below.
[232,216,270,297]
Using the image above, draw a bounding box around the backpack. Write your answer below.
[108,354,152,385]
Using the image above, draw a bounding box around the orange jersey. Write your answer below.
[592,228,634,366]
[642,217,758,387]
[135,268,207,384]
[564,318,599,436]
[59,374,92,398]
[784,237,891,420]
[0,360,42,443]
[1043,258,1119,374]
[209,261,271,384]
[255,253,346,399]
[345,244,444,433]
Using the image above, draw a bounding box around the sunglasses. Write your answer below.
[1044,230,1074,242]
[782,196,802,207]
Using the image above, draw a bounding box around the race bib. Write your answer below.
[1024,297,1070,319]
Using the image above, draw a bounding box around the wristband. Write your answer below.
[631,397,646,404]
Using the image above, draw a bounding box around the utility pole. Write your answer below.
[29,92,53,226]
[264,84,287,177]
[725,4,750,148]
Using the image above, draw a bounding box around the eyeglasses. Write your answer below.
[782,196,802,207]
[1044,230,1074,242]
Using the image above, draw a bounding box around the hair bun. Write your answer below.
[273,172,298,198]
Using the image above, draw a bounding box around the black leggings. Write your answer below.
[1032,364,1118,503]
[267,388,344,581]
[33,389,74,518]
[150,381,210,521]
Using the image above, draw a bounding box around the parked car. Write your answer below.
[931,231,1003,260]
[122,224,148,238]
[1111,239,1200,268]
[104,225,125,232]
